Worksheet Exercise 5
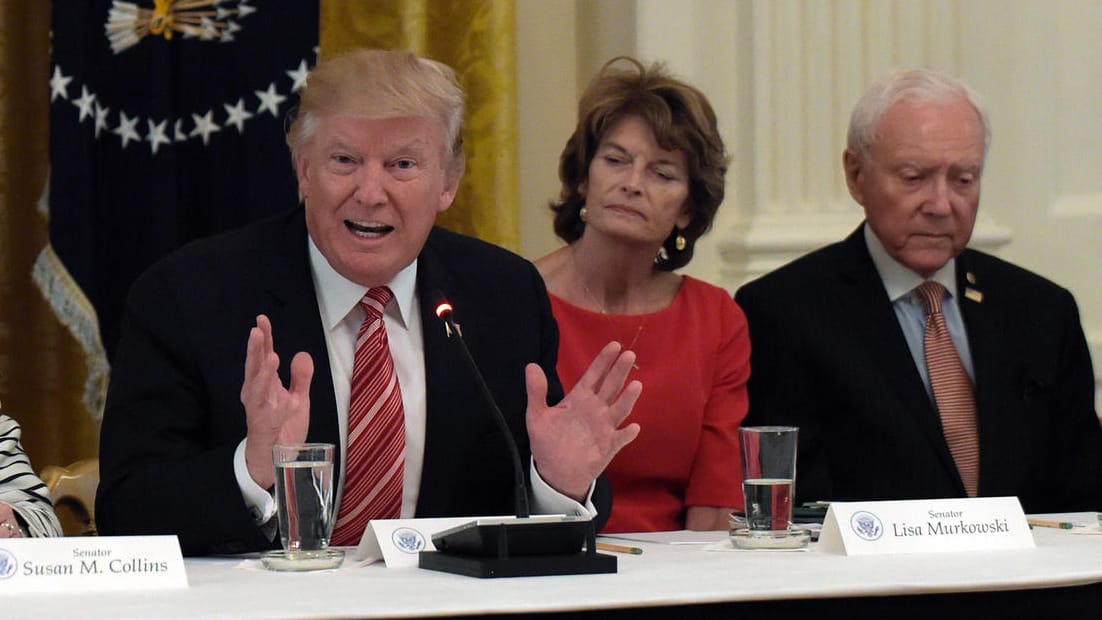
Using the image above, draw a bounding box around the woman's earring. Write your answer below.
[580,206,588,222]
[675,233,687,251]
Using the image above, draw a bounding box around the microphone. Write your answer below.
[417,291,616,578]
[433,295,529,519]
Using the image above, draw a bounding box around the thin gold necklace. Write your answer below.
[572,250,646,370]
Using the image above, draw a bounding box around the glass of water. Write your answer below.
[262,443,344,571]
[731,426,809,549]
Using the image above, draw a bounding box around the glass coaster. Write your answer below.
[729,528,811,550]
[261,548,345,571]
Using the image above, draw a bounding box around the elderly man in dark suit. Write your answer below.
[736,68,1102,513]
[96,49,641,556]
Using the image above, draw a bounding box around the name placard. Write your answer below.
[818,497,1033,555]
[350,516,503,568]
[0,535,187,594]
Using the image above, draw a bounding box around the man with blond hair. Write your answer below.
[97,49,640,555]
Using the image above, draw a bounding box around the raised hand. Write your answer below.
[240,315,314,489]
[525,341,642,502]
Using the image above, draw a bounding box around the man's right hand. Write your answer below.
[240,314,313,489]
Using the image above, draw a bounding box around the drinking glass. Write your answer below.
[261,443,344,570]
[732,426,809,549]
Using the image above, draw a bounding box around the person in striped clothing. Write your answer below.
[0,411,63,537]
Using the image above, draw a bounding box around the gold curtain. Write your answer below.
[0,0,99,469]
[320,0,520,251]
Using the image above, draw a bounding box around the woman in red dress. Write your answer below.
[535,57,749,533]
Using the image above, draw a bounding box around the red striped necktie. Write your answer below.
[330,287,405,546]
[914,281,980,497]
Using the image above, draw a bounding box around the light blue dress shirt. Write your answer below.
[863,225,976,404]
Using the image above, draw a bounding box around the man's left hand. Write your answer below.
[525,341,642,502]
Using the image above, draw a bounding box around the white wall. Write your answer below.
[515,0,579,261]
[516,0,1102,406]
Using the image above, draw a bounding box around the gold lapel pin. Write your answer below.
[965,287,984,303]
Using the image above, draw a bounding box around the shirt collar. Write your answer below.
[308,237,419,330]
[863,223,958,303]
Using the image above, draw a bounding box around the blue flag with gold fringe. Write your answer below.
[36,0,318,417]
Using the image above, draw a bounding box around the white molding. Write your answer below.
[717,210,1013,290]
[967,216,1014,253]
[718,209,860,288]
[1050,193,1102,218]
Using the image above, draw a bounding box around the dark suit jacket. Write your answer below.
[96,208,595,555]
[735,225,1102,512]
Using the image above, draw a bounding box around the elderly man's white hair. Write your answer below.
[846,68,991,159]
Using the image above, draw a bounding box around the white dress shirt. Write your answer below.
[864,224,976,403]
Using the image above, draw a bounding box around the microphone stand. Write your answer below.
[417,293,617,578]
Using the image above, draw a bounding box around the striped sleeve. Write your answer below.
[0,414,64,537]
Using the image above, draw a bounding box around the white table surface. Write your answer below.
[5,526,1100,619]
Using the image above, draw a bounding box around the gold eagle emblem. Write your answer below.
[104,0,257,54]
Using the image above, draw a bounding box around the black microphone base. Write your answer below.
[417,516,617,578]
[418,549,617,578]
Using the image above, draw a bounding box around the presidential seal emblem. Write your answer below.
[105,0,259,54]
[850,511,883,541]
[391,528,426,554]
[0,549,17,580]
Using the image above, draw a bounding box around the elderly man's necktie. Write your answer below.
[915,281,980,497]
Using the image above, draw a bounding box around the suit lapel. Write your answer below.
[955,251,1004,494]
[411,229,469,516]
[257,209,342,484]
[835,228,962,481]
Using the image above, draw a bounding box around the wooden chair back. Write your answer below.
[40,458,99,536]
